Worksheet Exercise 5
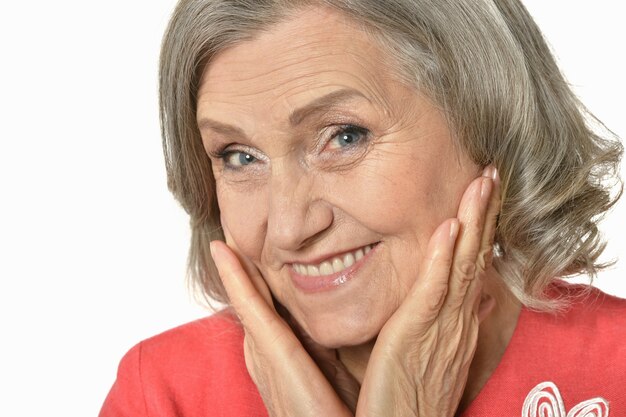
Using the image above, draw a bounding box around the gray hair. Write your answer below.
[159,0,622,310]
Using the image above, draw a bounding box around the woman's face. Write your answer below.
[197,6,480,348]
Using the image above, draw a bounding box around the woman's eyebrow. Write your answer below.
[289,88,370,126]
[197,88,370,139]
[197,118,247,140]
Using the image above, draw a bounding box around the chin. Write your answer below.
[303,309,386,349]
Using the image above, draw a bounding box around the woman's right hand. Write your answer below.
[210,237,357,417]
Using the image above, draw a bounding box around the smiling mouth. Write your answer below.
[289,242,380,293]
[291,243,377,276]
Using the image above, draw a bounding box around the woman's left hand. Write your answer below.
[355,167,500,417]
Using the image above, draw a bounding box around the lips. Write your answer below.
[292,243,376,276]
[289,242,379,293]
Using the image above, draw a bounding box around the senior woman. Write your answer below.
[100,0,625,416]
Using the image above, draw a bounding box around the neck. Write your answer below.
[336,268,522,410]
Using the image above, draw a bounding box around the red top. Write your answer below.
[100,283,626,416]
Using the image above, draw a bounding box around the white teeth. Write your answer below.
[319,261,334,275]
[332,258,345,273]
[307,265,320,276]
[293,244,375,277]
[343,253,355,268]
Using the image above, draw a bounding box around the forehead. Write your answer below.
[196,6,398,127]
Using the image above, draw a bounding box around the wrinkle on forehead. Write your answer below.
[196,5,400,121]
[201,50,391,105]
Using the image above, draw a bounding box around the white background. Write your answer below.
[0,1,624,416]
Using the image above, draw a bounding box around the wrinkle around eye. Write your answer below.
[214,167,268,191]
[211,153,269,190]
[317,134,376,174]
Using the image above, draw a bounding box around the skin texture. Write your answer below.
[199,6,521,416]
[199,6,477,347]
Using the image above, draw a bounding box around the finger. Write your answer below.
[283,308,360,413]
[212,241,353,417]
[274,293,359,414]
[210,240,282,337]
[220,224,274,307]
[392,218,459,327]
[446,167,495,306]
[476,167,501,273]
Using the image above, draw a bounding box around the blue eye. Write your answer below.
[327,125,369,150]
[223,151,257,168]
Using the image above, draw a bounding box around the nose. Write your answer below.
[265,160,333,252]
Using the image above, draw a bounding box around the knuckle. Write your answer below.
[465,220,482,236]
[489,210,500,225]
[434,251,454,270]
[485,225,497,244]
[484,248,494,266]
[424,281,449,313]
[454,258,476,279]
[476,246,494,272]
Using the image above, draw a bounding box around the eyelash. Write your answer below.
[326,124,370,151]
[212,145,258,171]
[213,124,371,170]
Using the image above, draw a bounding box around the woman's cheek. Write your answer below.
[217,184,268,260]
[322,149,443,237]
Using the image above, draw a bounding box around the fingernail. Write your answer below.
[450,219,460,240]
[481,177,491,200]
[482,165,495,179]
